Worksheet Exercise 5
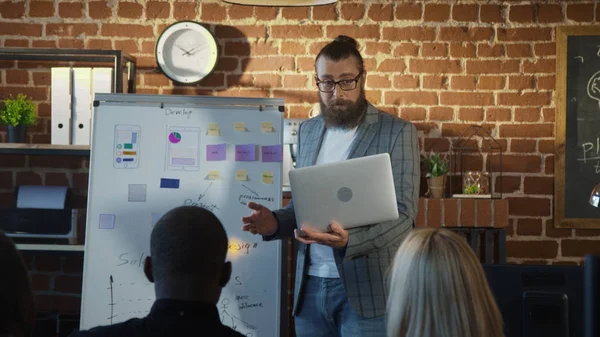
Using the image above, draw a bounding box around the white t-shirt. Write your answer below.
[307,126,358,278]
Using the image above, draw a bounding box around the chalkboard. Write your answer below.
[556,26,600,228]
[79,93,287,336]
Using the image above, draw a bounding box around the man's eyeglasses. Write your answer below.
[315,72,362,93]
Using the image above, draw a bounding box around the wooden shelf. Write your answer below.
[16,244,85,254]
[0,144,90,156]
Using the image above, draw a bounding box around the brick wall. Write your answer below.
[2,0,600,315]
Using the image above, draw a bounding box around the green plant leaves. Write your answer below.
[0,93,37,127]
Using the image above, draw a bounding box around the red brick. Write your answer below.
[281,75,303,88]
[536,75,555,90]
[514,107,540,122]
[426,199,442,227]
[88,1,112,19]
[567,4,594,22]
[368,4,393,21]
[6,69,28,85]
[523,59,555,74]
[327,24,378,39]
[114,40,138,54]
[492,154,542,173]
[0,1,25,18]
[45,172,69,186]
[280,42,306,55]
[459,108,484,121]
[101,24,152,38]
[400,107,426,121]
[498,28,552,41]
[424,138,450,152]
[451,76,476,90]
[242,56,294,72]
[562,240,600,257]
[366,74,391,89]
[173,2,197,20]
[439,27,494,41]
[29,156,83,169]
[441,123,493,138]
[509,75,534,90]
[295,57,314,72]
[146,1,169,19]
[537,139,553,154]
[494,200,509,228]
[545,219,572,238]
[364,42,391,56]
[478,76,506,90]
[506,43,532,58]
[271,25,323,39]
[62,256,84,273]
[385,92,437,106]
[507,240,558,259]
[254,7,277,20]
[377,59,406,72]
[0,171,12,189]
[86,38,112,50]
[58,38,84,49]
[535,42,556,57]
[495,175,521,194]
[282,7,309,20]
[510,139,536,153]
[269,90,317,104]
[382,27,435,41]
[486,108,511,121]
[0,87,47,101]
[573,229,600,237]
[538,4,563,23]
[35,256,61,272]
[476,199,492,227]
[508,197,550,216]
[468,60,518,75]
[481,4,504,23]
[409,59,461,74]
[200,3,226,21]
[450,43,476,58]
[442,199,459,226]
[545,156,554,175]
[395,3,422,21]
[393,75,419,89]
[429,107,454,121]
[31,40,56,48]
[35,295,80,313]
[311,4,336,20]
[524,176,553,195]
[215,25,267,39]
[54,275,82,293]
[4,39,28,47]
[452,4,477,22]
[59,2,83,18]
[423,75,448,89]
[477,44,505,58]
[30,274,50,292]
[497,92,551,106]
[0,23,42,36]
[500,124,553,138]
[424,4,450,22]
[29,1,55,17]
[421,43,447,57]
[340,3,364,20]
[440,92,493,106]
[393,43,419,57]
[509,5,535,23]
[460,199,475,227]
[416,199,426,227]
[117,2,142,18]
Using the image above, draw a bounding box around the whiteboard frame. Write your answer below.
[81,93,288,336]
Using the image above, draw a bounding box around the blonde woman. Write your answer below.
[386,228,505,337]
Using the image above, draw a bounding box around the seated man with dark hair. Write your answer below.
[0,231,35,337]
[70,206,244,337]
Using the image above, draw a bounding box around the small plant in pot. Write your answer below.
[424,152,449,198]
[0,94,37,143]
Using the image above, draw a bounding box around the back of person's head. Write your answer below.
[386,228,504,337]
[0,231,35,337]
[315,35,364,73]
[145,206,230,303]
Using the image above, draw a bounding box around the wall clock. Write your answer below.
[155,21,218,84]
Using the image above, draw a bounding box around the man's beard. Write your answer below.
[319,89,367,130]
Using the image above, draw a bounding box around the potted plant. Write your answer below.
[0,93,37,143]
[424,152,449,198]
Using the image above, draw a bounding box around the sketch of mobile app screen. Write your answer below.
[166,126,200,171]
[114,125,141,169]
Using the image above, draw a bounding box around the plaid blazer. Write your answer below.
[269,103,420,318]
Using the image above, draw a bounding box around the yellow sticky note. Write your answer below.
[236,169,248,181]
[208,123,220,136]
[234,122,246,132]
[262,171,273,184]
[261,122,273,133]
[207,170,220,180]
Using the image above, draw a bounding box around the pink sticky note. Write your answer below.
[235,144,256,161]
[207,144,226,161]
[262,145,283,162]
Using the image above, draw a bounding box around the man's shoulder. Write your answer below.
[371,107,416,133]
[66,318,144,337]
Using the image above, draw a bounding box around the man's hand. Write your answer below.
[294,222,348,249]
[241,202,278,236]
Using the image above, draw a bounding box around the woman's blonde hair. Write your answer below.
[386,228,505,337]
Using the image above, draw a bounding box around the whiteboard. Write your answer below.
[80,94,285,337]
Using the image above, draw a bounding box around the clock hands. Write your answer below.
[175,44,193,56]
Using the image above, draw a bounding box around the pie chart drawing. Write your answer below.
[168,132,181,144]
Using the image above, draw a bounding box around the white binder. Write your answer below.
[50,67,72,145]
[72,68,92,145]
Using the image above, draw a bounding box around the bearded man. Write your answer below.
[241,35,420,337]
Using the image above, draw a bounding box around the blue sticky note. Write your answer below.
[235,144,256,161]
[262,145,283,162]
[160,178,180,189]
[99,214,115,229]
[207,144,226,161]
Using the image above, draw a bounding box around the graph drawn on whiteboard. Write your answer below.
[104,274,153,324]
[166,126,201,171]
[113,124,141,169]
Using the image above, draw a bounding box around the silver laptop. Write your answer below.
[289,153,399,232]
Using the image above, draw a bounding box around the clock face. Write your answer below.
[155,21,218,84]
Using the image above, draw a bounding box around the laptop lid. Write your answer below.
[288,153,399,232]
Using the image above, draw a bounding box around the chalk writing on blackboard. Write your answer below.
[597,45,600,57]
[575,56,584,63]
[588,70,600,108]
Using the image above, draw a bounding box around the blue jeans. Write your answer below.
[294,276,386,337]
